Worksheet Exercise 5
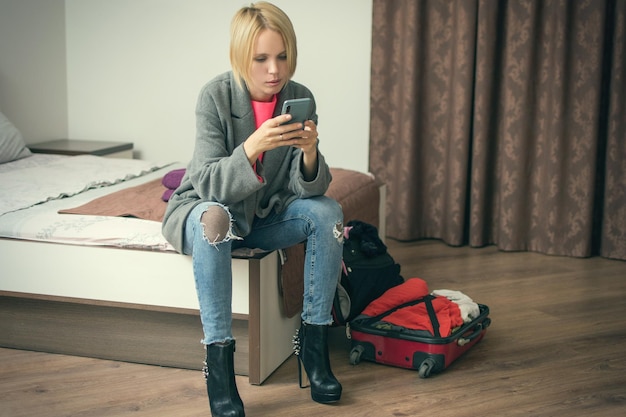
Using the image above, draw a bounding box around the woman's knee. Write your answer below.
[308,197,344,243]
[327,197,344,220]
[320,196,343,225]
[200,205,232,244]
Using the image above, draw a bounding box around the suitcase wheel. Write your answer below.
[349,345,365,365]
[418,357,437,378]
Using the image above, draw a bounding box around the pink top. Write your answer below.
[250,95,277,181]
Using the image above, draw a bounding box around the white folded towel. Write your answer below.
[431,289,480,323]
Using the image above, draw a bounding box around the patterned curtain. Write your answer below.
[370,0,626,260]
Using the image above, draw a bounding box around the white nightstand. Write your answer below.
[29,139,134,159]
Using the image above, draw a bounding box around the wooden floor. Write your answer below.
[1,240,625,417]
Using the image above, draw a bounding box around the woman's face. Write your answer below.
[247,29,290,102]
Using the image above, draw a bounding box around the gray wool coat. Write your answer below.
[161,71,333,253]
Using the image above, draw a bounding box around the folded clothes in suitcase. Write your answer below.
[348,278,491,378]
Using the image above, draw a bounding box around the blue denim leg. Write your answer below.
[183,202,239,345]
[242,196,344,325]
[183,196,344,345]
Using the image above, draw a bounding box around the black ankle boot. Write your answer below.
[293,322,342,404]
[203,340,245,417]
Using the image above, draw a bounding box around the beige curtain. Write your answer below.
[370,0,626,260]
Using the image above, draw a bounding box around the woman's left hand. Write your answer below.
[298,120,319,180]
[293,120,318,156]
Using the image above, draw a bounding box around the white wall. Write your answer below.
[0,0,68,142]
[65,0,373,172]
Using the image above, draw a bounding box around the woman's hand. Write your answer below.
[296,120,319,156]
[298,120,319,180]
[243,114,318,165]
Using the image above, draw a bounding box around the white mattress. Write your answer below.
[0,154,180,251]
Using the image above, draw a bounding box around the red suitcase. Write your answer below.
[348,293,491,378]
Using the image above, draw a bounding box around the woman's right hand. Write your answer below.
[243,114,306,165]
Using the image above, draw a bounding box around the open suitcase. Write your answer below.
[348,293,491,378]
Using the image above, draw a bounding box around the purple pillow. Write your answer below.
[162,168,186,189]
[161,188,174,202]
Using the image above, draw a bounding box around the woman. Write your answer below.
[162,2,343,416]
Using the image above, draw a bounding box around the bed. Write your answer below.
[0,113,385,385]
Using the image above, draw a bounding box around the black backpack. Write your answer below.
[332,220,404,326]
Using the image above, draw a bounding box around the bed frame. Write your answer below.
[0,171,385,385]
[0,240,292,385]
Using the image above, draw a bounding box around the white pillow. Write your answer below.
[0,111,32,164]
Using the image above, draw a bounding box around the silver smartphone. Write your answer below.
[280,98,312,125]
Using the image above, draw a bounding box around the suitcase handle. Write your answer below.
[457,317,491,346]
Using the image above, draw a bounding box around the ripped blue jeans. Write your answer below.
[182,196,344,345]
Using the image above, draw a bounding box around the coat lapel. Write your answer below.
[229,74,297,179]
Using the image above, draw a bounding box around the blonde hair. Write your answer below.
[230,2,298,90]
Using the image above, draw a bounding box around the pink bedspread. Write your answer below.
[59,167,381,225]
[59,178,167,222]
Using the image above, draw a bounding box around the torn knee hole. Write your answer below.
[201,205,231,243]
[333,220,344,243]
